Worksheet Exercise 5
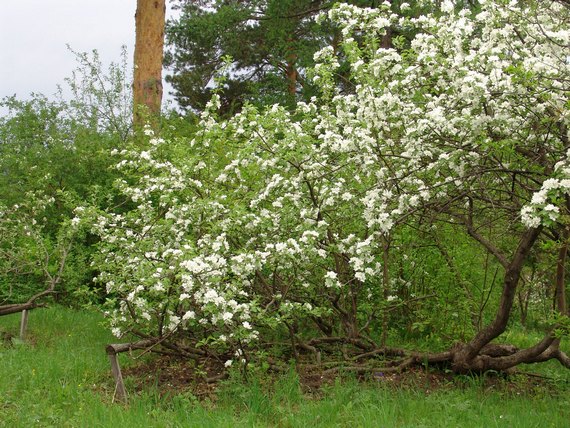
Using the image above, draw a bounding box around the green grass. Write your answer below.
[1,307,569,427]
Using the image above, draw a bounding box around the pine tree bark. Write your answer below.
[133,0,166,127]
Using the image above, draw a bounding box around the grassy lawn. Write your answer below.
[1,307,569,427]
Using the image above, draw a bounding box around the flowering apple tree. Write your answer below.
[85,0,570,373]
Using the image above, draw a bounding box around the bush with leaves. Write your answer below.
[0,193,78,315]
[86,0,570,373]
[0,49,136,307]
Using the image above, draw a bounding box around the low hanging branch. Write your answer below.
[0,240,72,317]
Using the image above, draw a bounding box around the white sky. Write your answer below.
[0,0,177,111]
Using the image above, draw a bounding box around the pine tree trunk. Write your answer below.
[286,50,298,96]
[133,0,166,127]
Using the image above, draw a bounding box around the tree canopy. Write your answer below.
[165,0,397,113]
[78,0,570,373]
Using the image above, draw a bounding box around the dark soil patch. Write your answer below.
[122,354,225,400]
[0,330,15,346]
[0,329,38,347]
[118,354,565,401]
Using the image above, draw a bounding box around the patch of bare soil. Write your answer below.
[118,354,565,401]
[0,331,14,347]
[0,330,38,347]
[122,355,225,400]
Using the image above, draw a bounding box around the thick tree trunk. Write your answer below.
[452,227,542,372]
[286,59,298,96]
[133,0,166,127]
[285,41,298,96]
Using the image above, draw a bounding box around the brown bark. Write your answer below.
[285,47,298,96]
[455,223,568,372]
[106,339,158,355]
[133,0,166,127]
[452,227,542,372]
[0,302,43,317]
[381,27,392,49]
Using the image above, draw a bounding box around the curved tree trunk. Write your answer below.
[451,226,542,372]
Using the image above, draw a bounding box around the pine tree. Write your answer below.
[133,0,167,126]
[165,0,384,113]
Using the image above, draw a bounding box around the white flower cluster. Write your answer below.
[85,0,569,353]
[522,150,570,228]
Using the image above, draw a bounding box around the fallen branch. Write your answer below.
[0,302,46,316]
[323,356,416,376]
[106,338,160,356]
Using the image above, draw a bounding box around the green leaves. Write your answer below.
[78,0,570,370]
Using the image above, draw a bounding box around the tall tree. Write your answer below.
[133,0,167,126]
[165,0,383,113]
[164,0,467,114]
